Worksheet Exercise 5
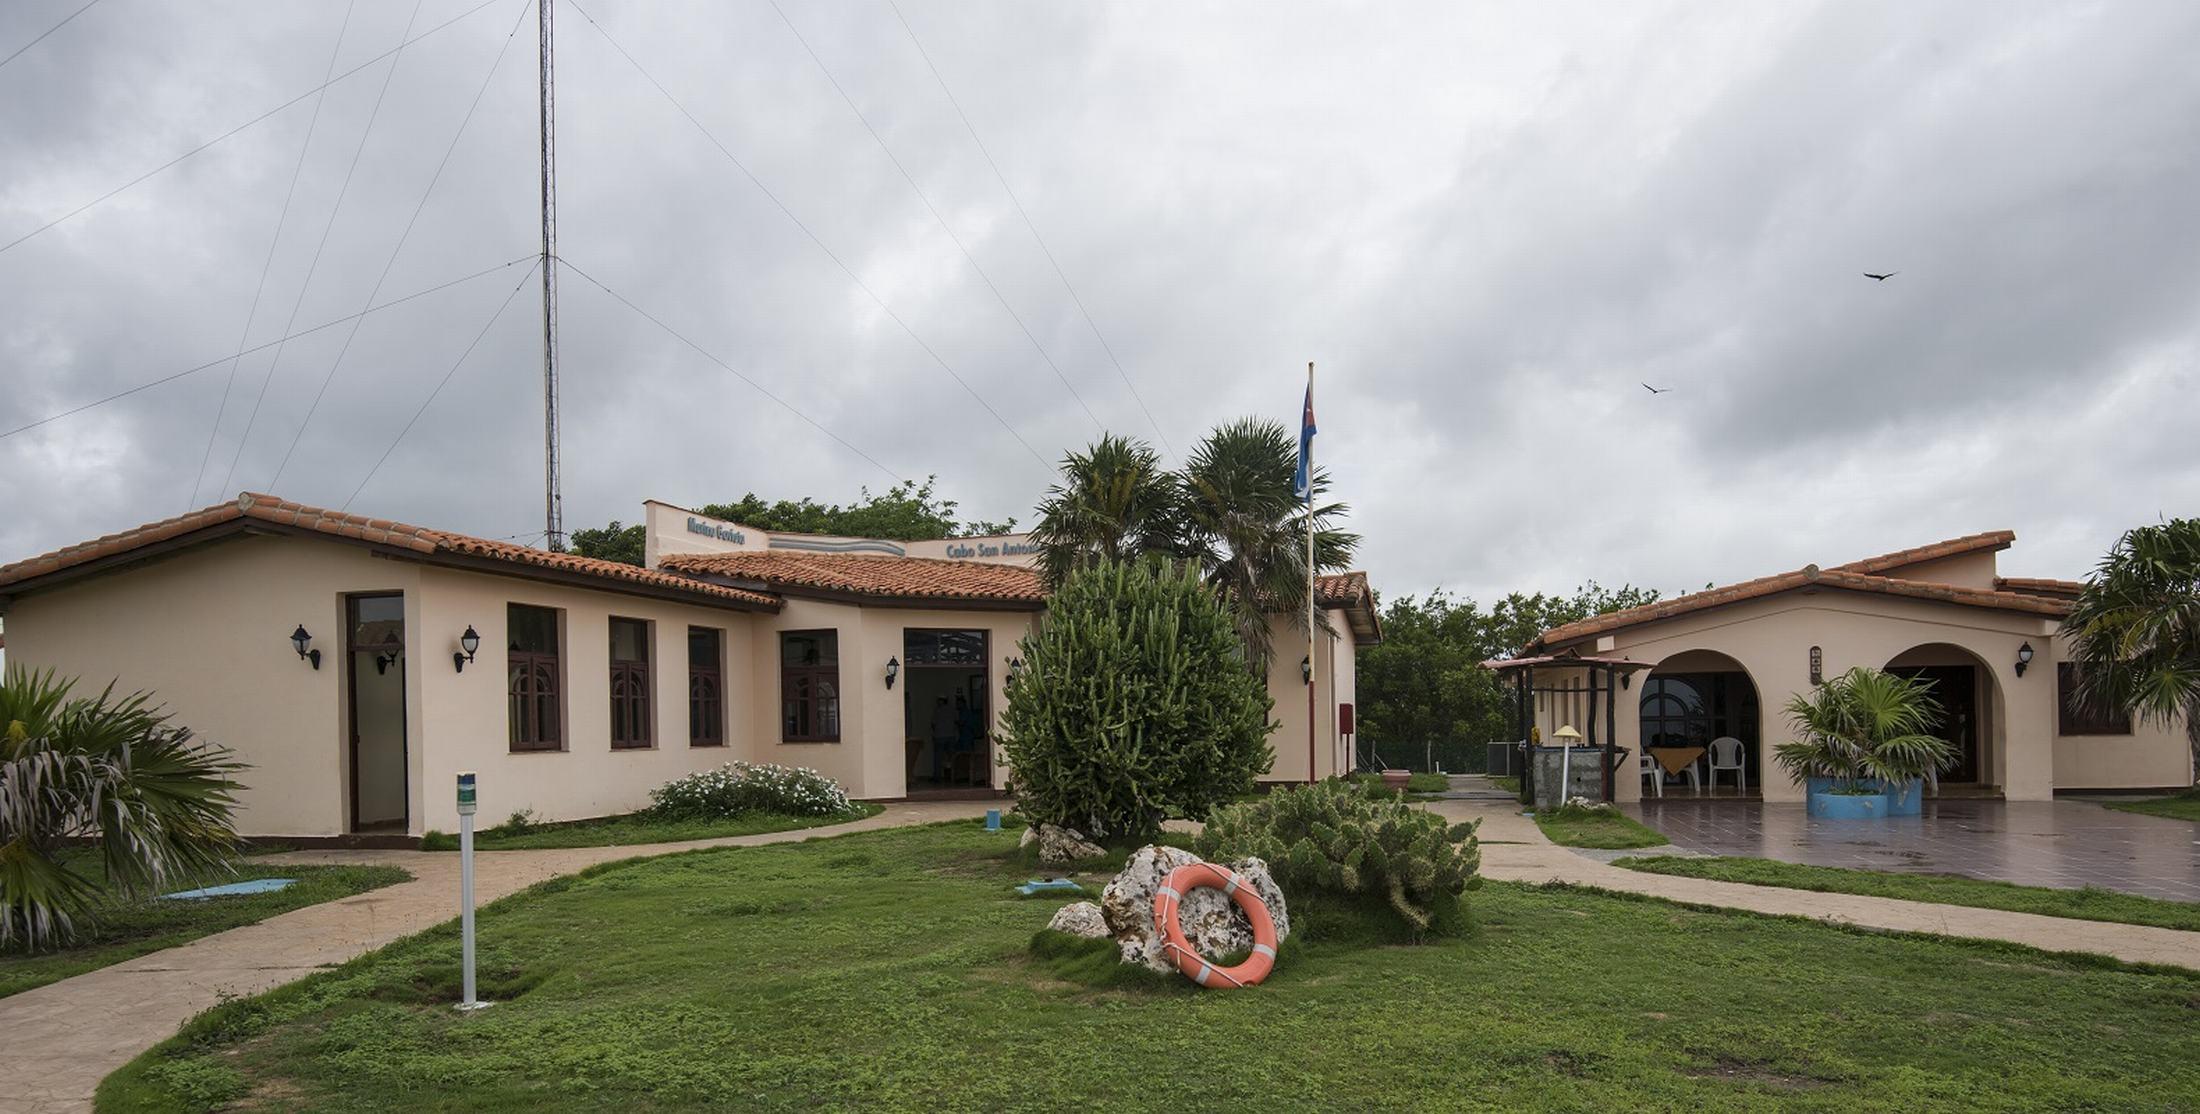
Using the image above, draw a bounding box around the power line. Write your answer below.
[885,0,1172,455]
[0,256,535,442]
[562,0,1051,472]
[266,0,535,492]
[768,0,1102,436]
[343,258,541,510]
[217,0,429,499]
[0,0,105,73]
[0,0,505,259]
[558,255,905,484]
[187,0,361,511]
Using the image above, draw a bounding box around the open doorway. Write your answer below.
[902,629,989,794]
[346,593,408,832]
[1887,644,1995,789]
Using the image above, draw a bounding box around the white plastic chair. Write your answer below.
[1639,752,1662,798]
[1706,736,1747,795]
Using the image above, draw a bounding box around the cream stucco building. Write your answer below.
[1492,531,2192,804]
[0,493,1379,841]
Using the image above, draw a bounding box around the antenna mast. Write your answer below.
[536,0,564,551]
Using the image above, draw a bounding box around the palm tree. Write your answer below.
[1,668,245,950]
[1177,418,1359,667]
[2062,519,2200,788]
[1029,434,1180,588]
[1772,667,1956,796]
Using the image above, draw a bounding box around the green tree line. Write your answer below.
[1355,583,1656,772]
[570,477,1016,566]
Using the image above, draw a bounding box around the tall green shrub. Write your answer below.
[1194,780,1480,936]
[998,558,1273,840]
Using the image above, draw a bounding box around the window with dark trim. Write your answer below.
[610,617,653,750]
[2057,662,2132,736]
[689,626,725,747]
[780,630,840,742]
[507,604,562,752]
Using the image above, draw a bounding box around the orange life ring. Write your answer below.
[1151,862,1278,988]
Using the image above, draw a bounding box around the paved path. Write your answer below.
[1627,797,2200,902]
[1433,799,2200,971]
[0,802,990,1114]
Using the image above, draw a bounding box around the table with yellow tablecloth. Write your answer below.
[1648,746,1707,775]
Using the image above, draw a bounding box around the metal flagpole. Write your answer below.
[1305,361,1317,784]
[537,0,564,552]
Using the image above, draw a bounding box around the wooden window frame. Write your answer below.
[508,604,564,753]
[2057,662,2132,736]
[688,625,726,748]
[610,616,654,750]
[780,629,841,743]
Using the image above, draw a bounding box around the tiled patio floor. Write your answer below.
[1626,798,2200,903]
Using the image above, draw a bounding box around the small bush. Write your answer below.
[1194,780,1480,937]
[998,558,1273,840]
[649,762,854,819]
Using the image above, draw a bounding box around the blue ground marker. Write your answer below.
[161,878,297,900]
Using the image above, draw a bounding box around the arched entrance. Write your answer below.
[1639,650,1762,797]
[1885,643,2002,791]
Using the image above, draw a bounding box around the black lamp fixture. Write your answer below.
[885,656,901,690]
[453,624,481,673]
[1300,654,1313,684]
[2015,641,2035,677]
[1004,655,1025,684]
[290,624,321,670]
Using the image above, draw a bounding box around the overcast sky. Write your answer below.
[4,0,2196,604]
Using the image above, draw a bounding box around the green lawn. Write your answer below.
[1531,806,1670,849]
[1489,775,1521,795]
[2,861,409,999]
[1612,855,2200,933]
[1347,771,1451,794]
[101,822,2200,1112]
[2100,790,2200,823]
[420,804,883,850]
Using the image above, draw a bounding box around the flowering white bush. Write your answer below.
[650,762,855,818]
[1551,796,1617,816]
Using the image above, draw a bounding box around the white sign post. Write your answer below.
[455,771,491,1012]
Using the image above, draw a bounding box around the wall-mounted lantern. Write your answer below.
[1004,655,1024,684]
[885,656,901,690]
[453,625,481,673]
[290,624,321,670]
[1300,654,1313,684]
[2015,642,2035,677]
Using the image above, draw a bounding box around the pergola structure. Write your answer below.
[1481,651,1655,803]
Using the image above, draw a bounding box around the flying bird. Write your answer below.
[1642,383,1671,395]
[1864,271,1898,281]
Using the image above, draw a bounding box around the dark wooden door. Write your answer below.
[1892,665,1979,784]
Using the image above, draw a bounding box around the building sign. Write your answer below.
[686,517,745,544]
[1809,645,1823,686]
[946,540,1039,559]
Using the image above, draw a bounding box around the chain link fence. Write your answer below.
[1354,737,1514,775]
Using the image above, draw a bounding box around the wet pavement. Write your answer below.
[1626,798,2200,903]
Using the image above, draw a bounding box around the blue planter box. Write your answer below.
[1805,777,1924,819]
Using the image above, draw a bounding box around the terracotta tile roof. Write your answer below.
[1834,530,2015,575]
[1995,576,2087,599]
[1531,539,2069,652]
[1314,571,1383,644]
[0,493,781,611]
[659,550,1046,607]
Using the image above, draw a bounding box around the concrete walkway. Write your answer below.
[0,801,991,1114]
[1432,798,2200,971]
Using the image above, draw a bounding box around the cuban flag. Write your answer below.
[1292,375,1316,503]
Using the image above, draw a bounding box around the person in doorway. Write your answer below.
[930,696,957,782]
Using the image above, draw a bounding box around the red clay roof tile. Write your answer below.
[1531,534,2069,652]
[0,493,780,611]
[658,550,1046,605]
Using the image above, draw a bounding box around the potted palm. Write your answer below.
[1773,667,1956,820]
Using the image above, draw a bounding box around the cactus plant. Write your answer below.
[997,557,1274,841]
[1194,780,1480,936]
